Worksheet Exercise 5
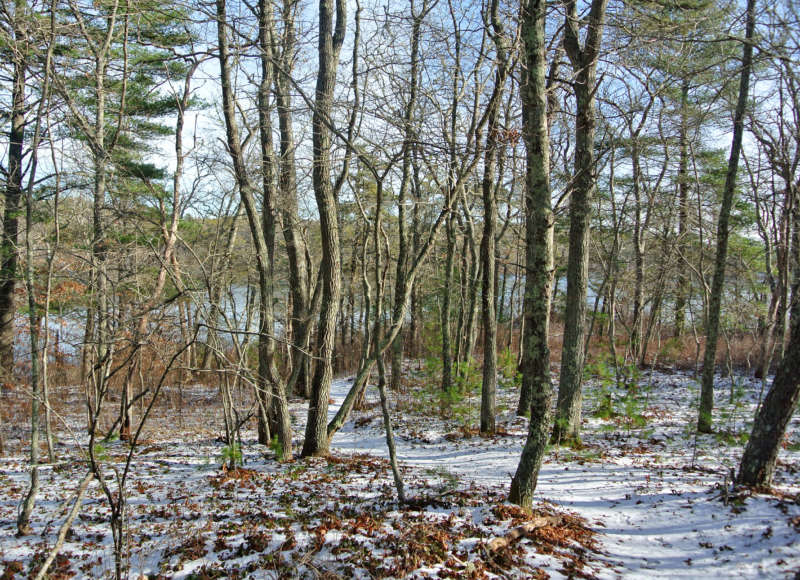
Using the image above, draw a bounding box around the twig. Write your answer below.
[34,472,94,580]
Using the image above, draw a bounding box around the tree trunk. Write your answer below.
[439,3,464,393]
[630,139,645,362]
[738,191,800,487]
[441,209,456,391]
[458,202,481,369]
[510,0,554,510]
[479,0,509,434]
[274,0,312,399]
[257,0,293,458]
[18,0,54,528]
[389,0,427,392]
[553,0,608,443]
[454,220,470,370]
[698,0,755,433]
[88,22,114,444]
[302,0,346,457]
[0,0,26,376]
[216,0,293,457]
[498,262,508,325]
[17,296,41,536]
[674,80,691,337]
[409,151,422,358]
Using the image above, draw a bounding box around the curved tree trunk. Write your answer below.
[738,188,800,487]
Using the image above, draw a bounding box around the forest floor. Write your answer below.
[1,364,799,579]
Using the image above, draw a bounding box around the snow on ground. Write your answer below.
[330,368,800,579]
[0,366,798,578]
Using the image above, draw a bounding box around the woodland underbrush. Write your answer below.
[0,373,603,579]
[1,324,797,579]
[0,318,772,456]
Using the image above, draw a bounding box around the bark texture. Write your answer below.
[553,0,608,443]
[302,0,346,457]
[274,0,313,398]
[509,0,554,510]
[479,0,509,434]
[738,200,800,486]
[0,0,26,375]
[216,0,293,457]
[698,0,755,433]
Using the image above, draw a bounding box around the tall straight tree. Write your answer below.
[272,0,313,399]
[439,0,462,395]
[509,0,554,509]
[256,0,291,452]
[479,0,511,435]
[13,0,51,534]
[215,0,293,457]
[553,0,608,443]
[389,0,430,393]
[302,0,346,457]
[698,0,756,433]
[673,79,691,337]
[0,0,27,377]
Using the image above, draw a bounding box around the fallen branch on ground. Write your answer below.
[34,471,94,580]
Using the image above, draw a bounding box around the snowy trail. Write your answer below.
[325,375,800,579]
[1,371,797,579]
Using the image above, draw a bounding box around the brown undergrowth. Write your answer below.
[164,453,602,579]
[0,449,600,579]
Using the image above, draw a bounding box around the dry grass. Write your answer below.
[0,315,768,455]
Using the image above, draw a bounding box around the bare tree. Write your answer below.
[553,0,609,443]
[698,0,756,433]
[389,0,432,393]
[509,0,554,510]
[215,0,292,457]
[301,0,347,457]
[0,0,27,376]
[479,0,512,434]
[738,192,799,486]
[272,0,314,398]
